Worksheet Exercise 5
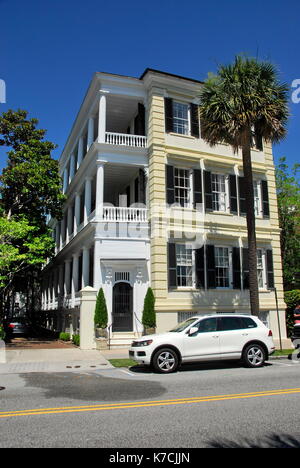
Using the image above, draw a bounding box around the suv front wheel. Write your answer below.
[242,343,266,368]
[152,348,179,373]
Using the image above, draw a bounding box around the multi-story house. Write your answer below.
[41,68,288,347]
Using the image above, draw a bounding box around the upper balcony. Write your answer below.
[101,93,147,149]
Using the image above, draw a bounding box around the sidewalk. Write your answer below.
[0,348,115,374]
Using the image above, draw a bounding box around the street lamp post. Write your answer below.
[273,287,283,351]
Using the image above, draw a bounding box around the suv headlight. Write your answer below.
[131,339,153,347]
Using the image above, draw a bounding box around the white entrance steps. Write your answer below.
[108,332,141,349]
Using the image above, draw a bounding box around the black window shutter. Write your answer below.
[254,125,263,151]
[239,177,247,216]
[138,103,145,136]
[232,247,241,289]
[138,168,146,204]
[206,245,216,289]
[242,248,249,289]
[134,177,139,203]
[166,165,175,204]
[195,247,205,288]
[204,170,213,212]
[190,103,200,138]
[164,98,173,133]
[229,175,238,215]
[168,243,177,288]
[193,169,202,208]
[266,249,274,289]
[261,180,270,218]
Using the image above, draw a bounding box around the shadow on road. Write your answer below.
[129,360,273,374]
[206,433,300,448]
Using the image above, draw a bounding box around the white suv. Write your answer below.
[129,314,275,373]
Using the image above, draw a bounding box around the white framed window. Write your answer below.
[176,244,194,287]
[215,246,231,288]
[174,168,191,207]
[212,174,228,212]
[253,180,262,217]
[172,101,190,135]
[257,249,264,288]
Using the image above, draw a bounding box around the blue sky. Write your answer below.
[1,0,299,169]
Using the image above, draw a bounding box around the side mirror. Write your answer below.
[188,326,198,336]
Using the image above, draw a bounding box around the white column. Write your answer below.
[69,153,75,182]
[82,247,90,288]
[95,162,104,219]
[80,287,97,349]
[64,259,72,296]
[72,254,79,301]
[55,221,60,253]
[87,116,94,150]
[63,167,68,193]
[98,91,107,143]
[60,216,66,248]
[58,264,64,302]
[77,137,84,167]
[74,192,81,234]
[67,205,73,242]
[84,177,92,224]
[93,240,101,290]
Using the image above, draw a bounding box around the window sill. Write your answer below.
[168,132,196,140]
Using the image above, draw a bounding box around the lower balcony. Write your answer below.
[102,206,147,223]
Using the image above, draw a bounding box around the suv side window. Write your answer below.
[240,317,257,329]
[196,318,218,333]
[218,316,243,331]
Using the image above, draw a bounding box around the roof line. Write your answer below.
[139,68,203,84]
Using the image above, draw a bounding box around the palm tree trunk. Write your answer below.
[242,129,260,316]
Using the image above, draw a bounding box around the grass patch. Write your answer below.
[273,349,294,356]
[109,358,137,368]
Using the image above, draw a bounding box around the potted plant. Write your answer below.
[142,287,156,335]
[94,288,108,339]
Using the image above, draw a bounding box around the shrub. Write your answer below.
[284,290,300,337]
[94,288,108,329]
[72,334,80,346]
[142,287,156,329]
[0,325,5,341]
[59,332,70,341]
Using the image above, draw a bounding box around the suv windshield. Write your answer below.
[169,318,197,333]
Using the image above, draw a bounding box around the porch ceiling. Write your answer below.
[104,163,140,203]
[106,95,141,134]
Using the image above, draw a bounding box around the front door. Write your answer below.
[112,282,133,332]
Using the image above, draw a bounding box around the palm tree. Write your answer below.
[199,56,289,315]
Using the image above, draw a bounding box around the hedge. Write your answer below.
[142,287,156,328]
[284,290,300,337]
[59,332,70,341]
[72,334,80,346]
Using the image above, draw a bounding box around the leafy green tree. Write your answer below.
[142,287,156,329]
[199,56,289,315]
[276,157,300,290]
[94,288,108,329]
[0,109,65,319]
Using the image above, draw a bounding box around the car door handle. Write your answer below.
[212,335,219,339]
[242,333,249,336]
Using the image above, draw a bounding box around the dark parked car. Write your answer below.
[291,324,300,347]
[4,318,32,338]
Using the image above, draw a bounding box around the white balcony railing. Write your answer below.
[105,132,147,148]
[103,206,148,223]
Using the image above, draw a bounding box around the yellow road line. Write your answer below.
[1,388,300,419]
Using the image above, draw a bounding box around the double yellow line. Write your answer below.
[1,387,300,419]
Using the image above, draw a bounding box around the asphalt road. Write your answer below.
[0,359,300,448]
